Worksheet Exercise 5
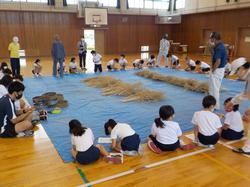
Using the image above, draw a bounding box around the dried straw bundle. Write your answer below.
[83,76,165,102]
[136,70,209,93]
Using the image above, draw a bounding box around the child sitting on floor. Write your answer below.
[69,119,121,164]
[146,55,156,68]
[148,105,182,153]
[119,54,128,70]
[69,57,78,74]
[132,59,144,69]
[170,54,180,69]
[107,58,119,71]
[104,119,141,155]
[32,59,42,77]
[185,57,196,71]
[221,97,244,140]
[192,95,222,148]
[0,62,9,79]
[195,60,210,73]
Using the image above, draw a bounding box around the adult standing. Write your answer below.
[77,36,87,70]
[208,32,227,109]
[156,34,170,67]
[226,60,250,155]
[8,36,20,76]
[51,35,66,77]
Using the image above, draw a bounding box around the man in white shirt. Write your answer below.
[156,34,170,67]
[91,50,102,73]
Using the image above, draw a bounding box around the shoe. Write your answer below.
[233,148,250,155]
[17,130,34,137]
[104,154,123,164]
[181,143,197,150]
[121,150,138,156]
[147,140,162,154]
[198,142,214,148]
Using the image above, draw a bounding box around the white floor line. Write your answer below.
[225,137,247,145]
[78,147,213,187]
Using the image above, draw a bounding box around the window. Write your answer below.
[144,0,153,9]
[67,0,78,5]
[2,0,47,2]
[128,0,170,10]
[154,0,169,10]
[176,0,185,9]
[99,0,117,7]
[128,0,143,8]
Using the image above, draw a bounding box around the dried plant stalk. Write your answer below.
[83,76,165,102]
[136,70,209,93]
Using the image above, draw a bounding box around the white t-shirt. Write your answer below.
[110,123,135,140]
[224,111,244,132]
[151,120,182,145]
[200,61,210,69]
[32,62,41,71]
[171,55,179,62]
[93,53,102,65]
[107,60,116,67]
[192,111,222,136]
[0,85,8,98]
[71,128,94,152]
[187,59,196,67]
[232,57,247,65]
[133,59,141,65]
[148,58,156,65]
[14,95,31,110]
[0,71,4,80]
[69,62,77,69]
[119,58,128,66]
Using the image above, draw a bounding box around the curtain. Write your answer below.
[173,0,177,11]
[63,0,67,7]
[168,0,172,11]
[47,0,55,6]
[117,0,121,9]
[126,0,129,9]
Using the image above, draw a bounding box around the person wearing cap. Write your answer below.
[8,36,20,76]
[208,32,227,109]
[226,60,250,155]
[156,34,170,67]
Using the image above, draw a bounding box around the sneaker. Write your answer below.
[233,148,250,155]
[121,150,138,156]
[147,140,162,154]
[17,130,34,137]
[104,154,123,164]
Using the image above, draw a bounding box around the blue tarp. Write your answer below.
[24,68,248,162]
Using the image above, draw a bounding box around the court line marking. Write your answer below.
[78,147,213,187]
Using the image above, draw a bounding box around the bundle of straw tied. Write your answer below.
[82,76,165,102]
[135,70,209,93]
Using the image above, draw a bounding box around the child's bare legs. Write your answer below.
[71,148,77,159]
[95,144,109,157]
[114,140,122,152]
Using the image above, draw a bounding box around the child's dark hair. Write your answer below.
[8,81,25,94]
[104,119,117,135]
[3,68,12,75]
[114,58,119,62]
[195,60,201,65]
[224,97,239,112]
[14,74,23,82]
[69,119,87,136]
[150,54,155,59]
[242,62,250,69]
[140,60,144,64]
[34,59,40,63]
[155,105,175,128]
[91,50,96,54]
[70,57,76,62]
[202,95,216,108]
[0,62,8,70]
[120,54,125,58]
[0,75,13,87]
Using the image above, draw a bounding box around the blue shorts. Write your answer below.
[76,145,100,164]
[121,133,140,151]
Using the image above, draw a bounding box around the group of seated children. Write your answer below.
[69,94,245,165]
[185,57,211,73]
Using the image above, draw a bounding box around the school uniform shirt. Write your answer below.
[93,54,102,65]
[187,59,196,67]
[0,95,16,133]
[232,74,250,105]
[71,128,94,152]
[107,60,116,67]
[224,111,244,132]
[171,55,179,63]
[110,123,135,140]
[8,42,20,58]
[119,58,128,66]
[69,62,77,69]
[148,58,156,64]
[151,120,182,145]
[0,85,8,99]
[32,63,41,71]
[133,59,141,66]
[200,61,210,69]
[192,111,222,136]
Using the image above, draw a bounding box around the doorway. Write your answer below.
[237,28,250,58]
[84,29,95,72]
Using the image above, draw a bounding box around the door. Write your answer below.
[237,28,250,58]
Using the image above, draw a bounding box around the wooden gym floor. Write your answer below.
[0,53,249,187]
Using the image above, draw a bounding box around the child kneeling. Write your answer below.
[148,105,182,153]
[69,119,120,164]
[104,119,141,155]
[221,97,244,140]
[192,95,222,148]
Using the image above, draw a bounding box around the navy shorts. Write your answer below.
[76,145,100,164]
[121,133,140,151]
[149,135,180,151]
[202,67,210,72]
[221,129,244,140]
[198,132,219,145]
[0,122,17,138]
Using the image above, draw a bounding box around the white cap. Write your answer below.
[229,58,247,75]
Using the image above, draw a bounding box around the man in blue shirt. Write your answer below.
[51,35,66,77]
[209,32,227,109]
